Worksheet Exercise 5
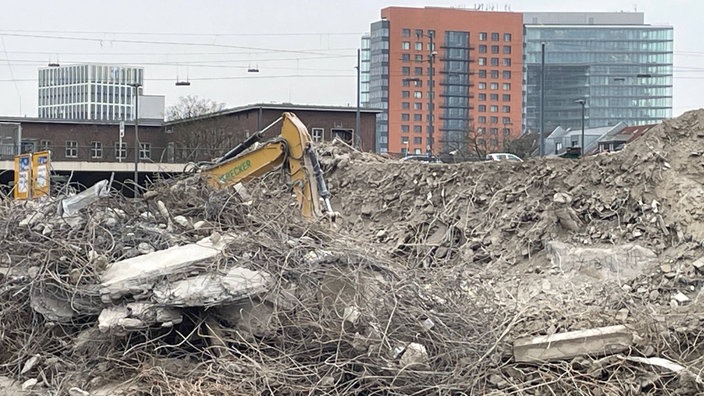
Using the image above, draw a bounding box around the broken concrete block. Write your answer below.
[343,306,361,324]
[100,234,235,301]
[546,241,657,284]
[513,325,635,363]
[693,257,704,273]
[151,267,270,307]
[399,343,429,368]
[553,192,572,204]
[673,292,690,304]
[98,303,182,333]
[21,378,38,391]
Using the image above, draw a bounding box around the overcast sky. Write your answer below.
[0,0,699,119]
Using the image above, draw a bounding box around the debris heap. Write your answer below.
[1,109,704,395]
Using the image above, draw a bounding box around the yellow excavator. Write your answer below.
[196,112,335,220]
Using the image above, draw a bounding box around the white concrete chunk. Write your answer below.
[100,234,235,300]
[513,325,634,363]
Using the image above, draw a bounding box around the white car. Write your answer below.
[486,152,523,162]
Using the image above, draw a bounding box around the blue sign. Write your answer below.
[19,157,30,171]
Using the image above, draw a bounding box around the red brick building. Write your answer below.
[364,7,523,156]
[0,103,379,164]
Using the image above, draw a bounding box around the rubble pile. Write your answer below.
[1,109,704,395]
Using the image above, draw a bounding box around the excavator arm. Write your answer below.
[199,112,334,220]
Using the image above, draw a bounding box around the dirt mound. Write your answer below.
[1,110,704,395]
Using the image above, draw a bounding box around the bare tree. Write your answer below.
[503,132,538,159]
[166,95,226,121]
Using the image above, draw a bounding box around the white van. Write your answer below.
[485,152,523,162]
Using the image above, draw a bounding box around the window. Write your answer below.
[502,105,511,113]
[115,142,126,160]
[479,32,487,41]
[402,28,411,37]
[415,54,423,62]
[402,90,410,98]
[90,141,102,159]
[503,58,511,67]
[140,143,151,160]
[414,67,423,75]
[401,125,410,133]
[39,140,51,151]
[415,42,423,51]
[402,79,410,87]
[414,102,422,110]
[502,94,511,102]
[415,29,423,38]
[490,93,499,101]
[402,67,410,76]
[490,82,499,90]
[413,137,422,144]
[502,70,511,79]
[502,128,511,136]
[490,105,498,112]
[491,58,499,66]
[478,116,486,124]
[491,32,499,41]
[413,125,422,133]
[490,116,499,124]
[502,83,511,90]
[402,41,410,50]
[490,70,499,79]
[478,57,486,66]
[503,46,511,54]
[414,91,422,98]
[311,128,324,142]
[402,102,410,109]
[478,69,487,78]
[491,45,499,54]
[478,82,487,89]
[478,93,486,101]
[402,53,410,62]
[414,114,422,121]
[478,105,487,112]
[401,113,410,121]
[65,140,77,158]
[503,33,512,42]
[401,136,409,144]
[479,45,487,53]
[503,117,511,124]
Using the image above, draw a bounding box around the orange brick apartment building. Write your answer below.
[361,7,523,156]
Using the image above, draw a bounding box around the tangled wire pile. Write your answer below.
[2,109,704,395]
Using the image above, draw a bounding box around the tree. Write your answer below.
[166,95,226,121]
[503,132,539,159]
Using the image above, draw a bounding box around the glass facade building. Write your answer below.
[362,20,390,153]
[38,64,144,121]
[524,13,673,132]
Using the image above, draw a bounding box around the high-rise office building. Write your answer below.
[38,64,144,121]
[524,12,673,132]
[362,7,524,155]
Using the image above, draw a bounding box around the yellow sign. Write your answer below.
[32,151,51,198]
[14,151,51,200]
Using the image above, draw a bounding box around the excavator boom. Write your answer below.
[199,112,334,220]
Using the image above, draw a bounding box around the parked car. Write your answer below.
[485,152,523,162]
[400,155,441,163]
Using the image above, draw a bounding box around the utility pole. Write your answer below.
[132,83,141,197]
[355,48,361,150]
[539,42,546,157]
[428,31,435,156]
[575,99,586,157]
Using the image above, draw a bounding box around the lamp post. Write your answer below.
[427,31,436,157]
[130,83,142,196]
[355,48,361,150]
[575,98,586,158]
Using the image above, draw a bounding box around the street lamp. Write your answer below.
[427,31,436,157]
[575,98,586,158]
[130,83,142,196]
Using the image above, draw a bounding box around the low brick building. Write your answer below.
[0,103,380,164]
